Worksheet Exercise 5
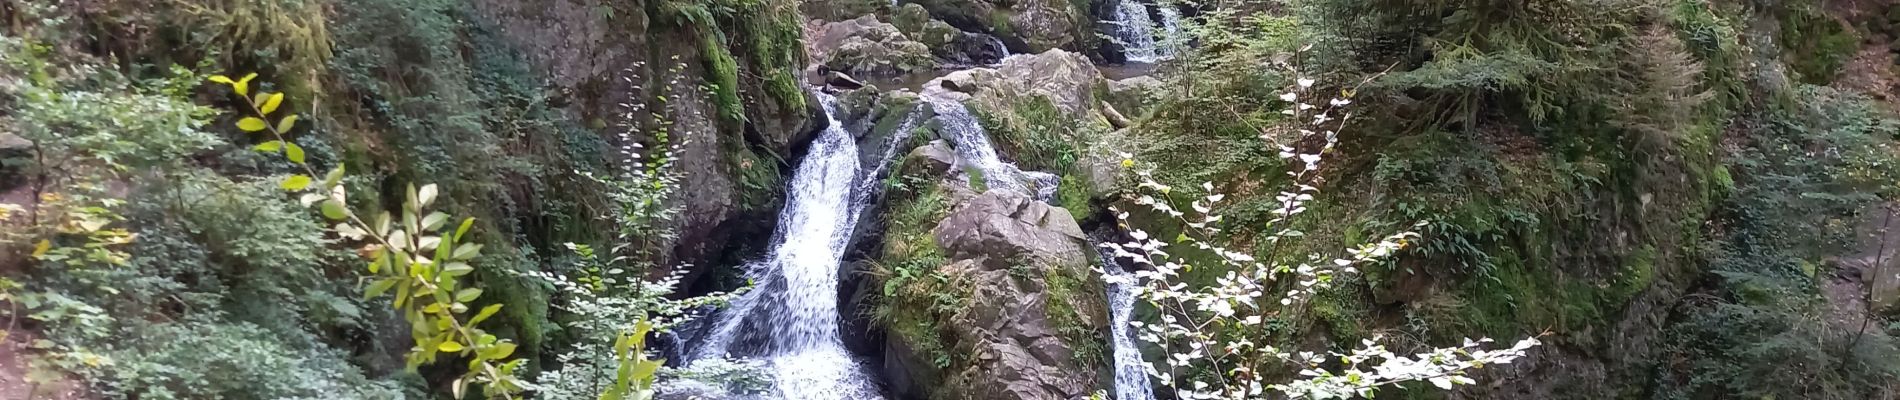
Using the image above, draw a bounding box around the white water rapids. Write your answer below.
[1107,0,1182,63]
[685,92,887,399]
[684,88,1151,399]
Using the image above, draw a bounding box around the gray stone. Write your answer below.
[933,190,1089,269]
[809,16,937,77]
[905,140,960,177]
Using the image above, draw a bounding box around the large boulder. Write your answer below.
[934,191,1090,269]
[910,0,1091,54]
[809,16,937,77]
[893,4,1009,65]
[928,191,1106,400]
[925,49,1108,122]
[944,258,1105,400]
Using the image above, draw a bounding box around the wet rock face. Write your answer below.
[475,0,816,287]
[809,16,938,77]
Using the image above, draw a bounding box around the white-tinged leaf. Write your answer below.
[417,184,439,208]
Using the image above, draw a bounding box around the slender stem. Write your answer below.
[1848,205,1892,359]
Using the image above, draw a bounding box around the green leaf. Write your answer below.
[437,340,464,353]
[470,304,503,325]
[481,342,517,359]
[323,165,347,188]
[253,140,283,152]
[365,278,398,299]
[454,288,482,302]
[368,253,387,273]
[280,175,312,191]
[260,92,285,115]
[321,199,348,220]
[454,218,476,241]
[451,243,483,260]
[276,115,299,133]
[441,262,474,277]
[285,142,305,164]
[237,117,268,132]
[421,212,449,231]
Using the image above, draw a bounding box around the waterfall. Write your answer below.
[1108,0,1182,63]
[686,92,889,399]
[922,95,1057,200]
[1094,232,1156,400]
[984,35,1011,63]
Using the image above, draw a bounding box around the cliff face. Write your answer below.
[470,0,820,284]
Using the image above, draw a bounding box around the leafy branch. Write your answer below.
[207,73,528,398]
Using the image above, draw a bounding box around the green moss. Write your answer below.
[731,145,783,211]
[1778,6,1860,85]
[741,0,809,112]
[1042,262,1107,368]
[973,95,1086,173]
[699,31,747,124]
[989,10,1014,37]
[872,183,965,377]
[1056,174,1092,216]
[964,166,989,192]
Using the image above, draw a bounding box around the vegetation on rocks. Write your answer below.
[5,0,1900,398]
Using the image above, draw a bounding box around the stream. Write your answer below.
[682,4,1180,396]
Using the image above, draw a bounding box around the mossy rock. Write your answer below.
[810,16,938,76]
[910,0,1089,54]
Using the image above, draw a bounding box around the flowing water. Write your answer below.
[686,80,1150,399]
[1094,232,1156,400]
[923,95,1058,199]
[1107,0,1182,63]
[927,93,1150,400]
[685,92,891,399]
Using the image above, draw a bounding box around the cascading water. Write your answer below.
[685,92,890,399]
[1108,0,1182,63]
[923,95,1058,199]
[1094,232,1156,400]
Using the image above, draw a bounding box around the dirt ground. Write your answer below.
[0,329,91,400]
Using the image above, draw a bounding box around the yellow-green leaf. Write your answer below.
[235,73,257,96]
[480,342,517,359]
[365,278,397,299]
[454,288,482,302]
[31,239,50,259]
[321,199,348,220]
[260,92,285,115]
[276,115,298,133]
[237,117,268,132]
[285,142,305,164]
[323,165,347,189]
[281,175,312,191]
[208,75,234,84]
[470,304,503,325]
[454,218,476,241]
[253,140,284,153]
[437,341,464,353]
